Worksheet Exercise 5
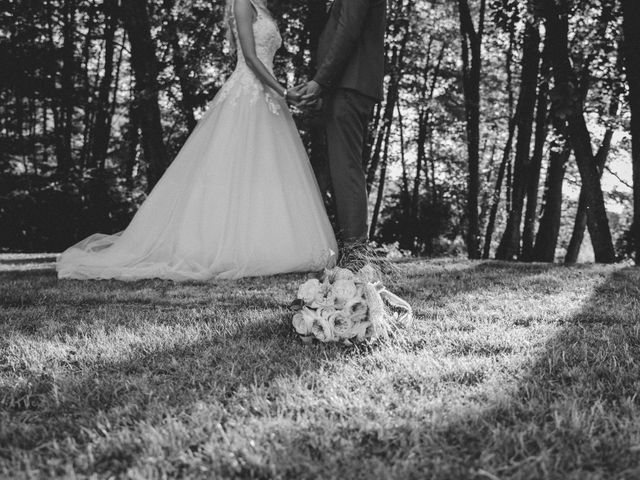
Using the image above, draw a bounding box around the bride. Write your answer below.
[57,0,338,281]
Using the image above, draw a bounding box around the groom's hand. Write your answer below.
[301,80,323,99]
[285,85,305,105]
[298,80,323,108]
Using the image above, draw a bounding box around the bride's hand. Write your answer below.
[286,85,305,105]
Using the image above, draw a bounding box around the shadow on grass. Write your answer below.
[0,255,58,265]
[336,265,640,478]
[0,265,343,467]
[1,305,344,452]
[391,258,557,304]
[0,254,57,274]
[2,260,640,478]
[0,263,303,310]
[436,267,640,478]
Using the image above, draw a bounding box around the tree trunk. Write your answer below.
[121,0,169,191]
[521,52,551,261]
[79,1,98,169]
[164,0,198,131]
[412,110,427,218]
[482,115,516,259]
[563,150,608,264]
[15,88,27,174]
[369,125,391,239]
[366,37,406,194]
[622,0,640,265]
[366,86,396,194]
[411,43,445,222]
[303,2,332,203]
[89,0,118,170]
[124,83,140,187]
[57,0,76,177]
[397,102,410,220]
[479,138,497,229]
[482,25,517,260]
[496,21,541,260]
[563,187,591,265]
[564,93,619,264]
[458,0,486,259]
[366,103,382,168]
[531,109,570,262]
[543,2,615,263]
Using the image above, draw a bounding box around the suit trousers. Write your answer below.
[323,88,376,243]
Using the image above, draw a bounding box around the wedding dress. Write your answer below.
[57,0,338,281]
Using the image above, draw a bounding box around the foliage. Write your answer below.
[0,0,634,261]
[0,170,140,252]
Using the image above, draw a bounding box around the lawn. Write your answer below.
[1,254,640,479]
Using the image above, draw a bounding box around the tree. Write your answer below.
[540,0,615,263]
[531,101,570,263]
[163,0,198,132]
[366,0,411,195]
[300,1,332,200]
[495,20,541,260]
[120,0,169,191]
[482,13,518,260]
[0,0,633,256]
[89,0,119,171]
[458,0,487,259]
[564,91,620,264]
[56,0,77,177]
[521,52,550,261]
[621,0,640,265]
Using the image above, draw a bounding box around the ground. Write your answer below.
[1,254,640,479]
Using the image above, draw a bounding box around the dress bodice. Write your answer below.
[231,0,282,73]
[212,0,283,115]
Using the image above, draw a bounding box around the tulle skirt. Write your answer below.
[57,84,337,281]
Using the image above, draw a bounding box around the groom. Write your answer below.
[296,0,386,262]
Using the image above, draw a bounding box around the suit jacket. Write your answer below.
[314,0,386,102]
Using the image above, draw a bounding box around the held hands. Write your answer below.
[285,80,323,109]
[284,84,305,105]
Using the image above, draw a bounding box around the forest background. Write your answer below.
[1,0,639,265]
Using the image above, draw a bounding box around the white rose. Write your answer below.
[312,315,335,342]
[319,305,336,316]
[343,297,368,322]
[310,281,334,307]
[311,291,335,308]
[297,278,322,304]
[331,311,357,338]
[331,279,358,309]
[333,267,355,282]
[292,307,316,335]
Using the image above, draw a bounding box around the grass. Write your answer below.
[1,255,640,479]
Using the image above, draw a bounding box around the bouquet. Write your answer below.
[291,265,412,344]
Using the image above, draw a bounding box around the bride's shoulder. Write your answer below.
[233,0,263,20]
[232,0,262,11]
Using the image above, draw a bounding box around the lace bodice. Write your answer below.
[231,0,282,72]
[211,0,283,115]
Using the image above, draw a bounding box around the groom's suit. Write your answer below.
[314,0,386,243]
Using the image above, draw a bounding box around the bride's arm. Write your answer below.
[234,0,289,98]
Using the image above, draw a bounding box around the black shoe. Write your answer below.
[338,241,400,279]
[337,241,382,275]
